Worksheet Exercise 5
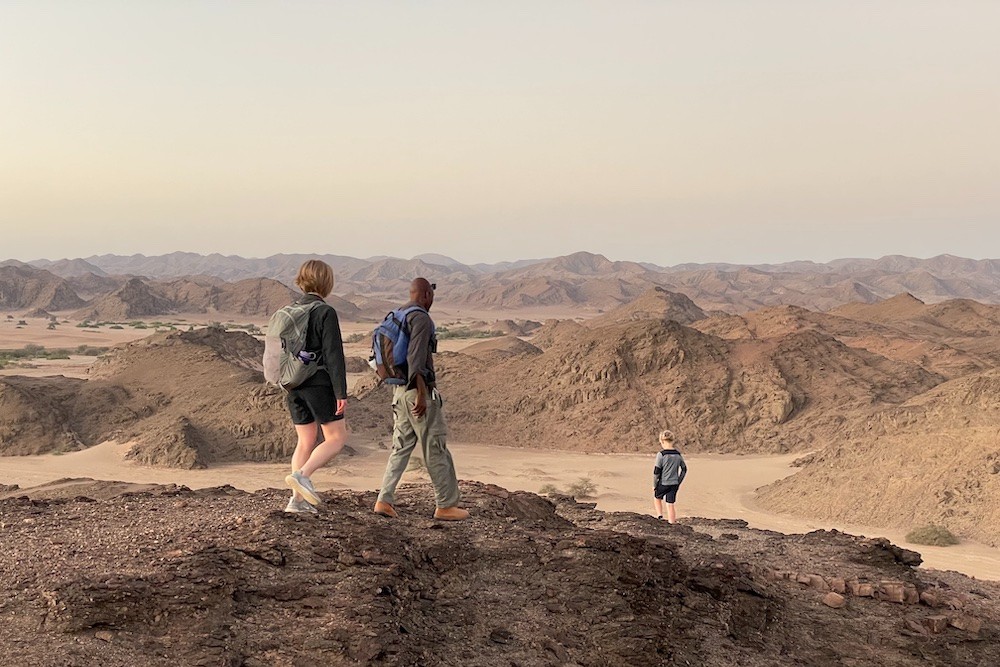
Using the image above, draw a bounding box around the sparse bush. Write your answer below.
[906,524,959,546]
[345,332,366,344]
[436,326,503,340]
[539,484,561,495]
[567,477,597,499]
[130,322,148,329]
[47,323,57,330]
[109,325,124,330]
[17,320,27,326]
[24,344,44,355]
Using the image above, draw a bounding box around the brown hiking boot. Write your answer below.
[433,506,470,521]
[373,501,397,518]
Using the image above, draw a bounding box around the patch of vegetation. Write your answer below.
[109,325,124,329]
[227,323,262,334]
[906,524,959,546]
[0,344,106,365]
[566,477,597,499]
[345,332,367,344]
[539,484,561,495]
[130,322,148,329]
[75,344,108,357]
[436,326,504,340]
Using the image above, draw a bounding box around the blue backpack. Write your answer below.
[369,305,431,385]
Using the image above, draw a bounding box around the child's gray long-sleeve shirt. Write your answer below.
[653,449,687,486]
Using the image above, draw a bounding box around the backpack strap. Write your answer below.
[395,305,428,331]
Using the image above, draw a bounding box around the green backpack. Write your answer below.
[263,300,324,390]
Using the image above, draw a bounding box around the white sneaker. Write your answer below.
[285,470,321,506]
[284,497,318,514]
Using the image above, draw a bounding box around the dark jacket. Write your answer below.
[295,293,348,400]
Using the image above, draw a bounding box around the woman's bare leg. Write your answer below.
[289,423,320,501]
[299,419,347,478]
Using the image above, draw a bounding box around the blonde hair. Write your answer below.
[658,429,675,444]
[295,260,334,297]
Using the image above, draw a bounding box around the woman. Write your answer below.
[282,259,349,513]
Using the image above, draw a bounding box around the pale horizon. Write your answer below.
[2,2,998,265]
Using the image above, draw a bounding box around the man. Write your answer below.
[373,277,469,521]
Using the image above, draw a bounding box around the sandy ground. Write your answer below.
[2,440,998,581]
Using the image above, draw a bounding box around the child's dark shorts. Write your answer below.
[286,381,344,425]
[654,484,680,503]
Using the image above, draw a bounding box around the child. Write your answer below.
[652,429,687,523]
[281,259,349,512]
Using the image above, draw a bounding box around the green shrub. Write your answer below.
[109,325,124,330]
[539,484,561,495]
[436,327,503,340]
[566,477,597,499]
[906,525,959,546]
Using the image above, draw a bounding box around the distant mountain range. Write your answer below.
[4,251,1000,317]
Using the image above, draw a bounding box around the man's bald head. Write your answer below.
[410,277,435,310]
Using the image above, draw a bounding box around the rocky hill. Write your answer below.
[588,286,707,327]
[0,329,385,466]
[411,319,942,453]
[757,368,1000,548]
[0,479,995,666]
[0,265,86,311]
[72,277,177,321]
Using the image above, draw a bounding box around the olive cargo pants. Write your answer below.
[377,386,461,509]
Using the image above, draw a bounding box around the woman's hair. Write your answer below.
[658,429,675,443]
[295,260,334,297]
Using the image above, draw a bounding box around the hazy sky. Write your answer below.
[2,1,998,265]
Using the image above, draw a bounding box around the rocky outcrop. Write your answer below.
[0,265,86,311]
[0,481,995,666]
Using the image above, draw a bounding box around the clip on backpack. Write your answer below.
[369,305,429,385]
[263,300,324,390]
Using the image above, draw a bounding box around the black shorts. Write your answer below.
[654,484,680,503]
[286,381,344,425]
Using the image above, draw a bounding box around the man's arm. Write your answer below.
[406,310,432,388]
[406,310,433,417]
[678,456,687,485]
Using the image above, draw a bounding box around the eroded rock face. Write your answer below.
[1,480,997,667]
